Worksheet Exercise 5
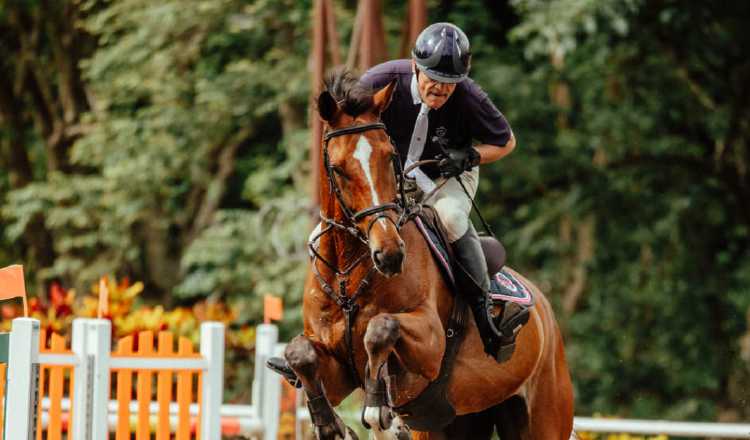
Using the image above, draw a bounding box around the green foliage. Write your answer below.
[2,0,313,304]
[469,0,750,420]
[177,130,311,328]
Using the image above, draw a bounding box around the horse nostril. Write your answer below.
[373,250,385,267]
[393,251,404,269]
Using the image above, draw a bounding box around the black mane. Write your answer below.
[323,68,374,117]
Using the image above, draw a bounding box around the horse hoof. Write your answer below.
[390,415,411,440]
[396,429,411,440]
[315,422,356,440]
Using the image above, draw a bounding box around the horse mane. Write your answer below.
[323,68,374,117]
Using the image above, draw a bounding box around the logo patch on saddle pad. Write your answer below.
[490,269,534,306]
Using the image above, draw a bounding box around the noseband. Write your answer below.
[310,121,409,387]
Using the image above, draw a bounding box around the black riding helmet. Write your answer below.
[412,22,471,83]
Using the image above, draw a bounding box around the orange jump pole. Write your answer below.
[176,337,195,440]
[115,336,134,440]
[156,331,174,440]
[136,331,155,440]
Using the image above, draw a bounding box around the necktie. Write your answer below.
[405,103,436,194]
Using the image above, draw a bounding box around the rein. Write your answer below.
[310,122,411,387]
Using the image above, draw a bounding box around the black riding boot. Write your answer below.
[452,225,503,357]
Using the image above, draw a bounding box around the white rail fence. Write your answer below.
[4,317,750,439]
[573,418,750,438]
[293,408,750,439]
[2,318,284,440]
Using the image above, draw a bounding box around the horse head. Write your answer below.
[317,71,405,277]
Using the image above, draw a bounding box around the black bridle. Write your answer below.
[309,121,409,387]
[321,122,407,235]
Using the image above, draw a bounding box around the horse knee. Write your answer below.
[364,314,401,356]
[285,335,318,378]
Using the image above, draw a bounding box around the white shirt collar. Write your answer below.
[410,73,423,106]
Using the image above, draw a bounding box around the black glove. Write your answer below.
[438,148,481,178]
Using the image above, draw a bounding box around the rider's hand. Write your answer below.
[438,148,481,178]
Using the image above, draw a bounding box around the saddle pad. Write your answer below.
[414,216,455,285]
[489,269,534,306]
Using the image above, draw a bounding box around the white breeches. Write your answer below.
[431,166,479,243]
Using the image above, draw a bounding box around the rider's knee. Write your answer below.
[433,198,468,242]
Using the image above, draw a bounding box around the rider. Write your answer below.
[357,22,517,354]
[267,22,516,384]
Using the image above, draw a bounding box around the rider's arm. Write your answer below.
[476,132,516,164]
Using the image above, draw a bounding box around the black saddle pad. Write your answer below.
[489,268,534,306]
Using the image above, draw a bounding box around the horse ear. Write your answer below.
[372,79,397,115]
[317,90,339,123]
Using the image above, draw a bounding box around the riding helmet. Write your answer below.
[412,22,471,83]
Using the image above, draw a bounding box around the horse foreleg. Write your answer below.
[285,335,359,440]
[362,314,412,440]
[362,308,444,440]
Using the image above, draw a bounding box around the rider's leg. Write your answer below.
[432,168,502,355]
[451,224,502,356]
[452,223,490,293]
[432,167,488,292]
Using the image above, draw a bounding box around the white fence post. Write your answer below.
[71,319,90,440]
[88,319,111,439]
[71,318,112,440]
[253,324,280,440]
[5,318,41,440]
[200,322,225,440]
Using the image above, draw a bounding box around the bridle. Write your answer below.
[321,122,407,236]
[309,121,409,387]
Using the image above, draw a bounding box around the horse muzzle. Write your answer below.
[371,241,405,277]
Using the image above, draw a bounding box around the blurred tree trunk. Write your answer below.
[0,2,95,284]
[0,67,56,273]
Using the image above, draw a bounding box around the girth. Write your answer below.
[393,292,469,431]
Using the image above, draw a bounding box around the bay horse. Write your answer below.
[283,70,574,440]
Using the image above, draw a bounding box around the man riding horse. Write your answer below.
[270,21,525,384]
[267,22,573,439]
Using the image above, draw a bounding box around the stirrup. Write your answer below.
[489,301,530,363]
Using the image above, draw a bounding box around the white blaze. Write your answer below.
[353,136,380,205]
[353,136,388,231]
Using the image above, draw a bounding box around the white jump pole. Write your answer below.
[253,324,280,440]
[71,319,90,440]
[89,319,112,439]
[5,318,41,440]
[71,318,112,440]
[200,321,225,440]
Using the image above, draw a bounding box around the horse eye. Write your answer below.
[332,165,348,179]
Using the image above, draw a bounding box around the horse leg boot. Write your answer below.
[452,225,503,356]
[284,336,358,440]
[363,314,411,440]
